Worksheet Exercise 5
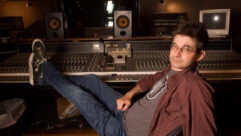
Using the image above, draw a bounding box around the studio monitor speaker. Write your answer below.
[114,10,132,38]
[45,12,64,39]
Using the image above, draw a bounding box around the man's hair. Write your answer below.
[172,22,209,52]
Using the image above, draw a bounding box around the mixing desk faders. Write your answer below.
[0,39,241,83]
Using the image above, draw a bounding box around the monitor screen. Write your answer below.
[199,9,230,37]
[203,13,226,29]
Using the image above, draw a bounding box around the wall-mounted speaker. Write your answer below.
[114,10,132,38]
[45,12,64,39]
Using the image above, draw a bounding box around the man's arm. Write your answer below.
[116,84,143,111]
[116,72,164,111]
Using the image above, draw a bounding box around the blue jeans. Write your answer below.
[39,62,126,136]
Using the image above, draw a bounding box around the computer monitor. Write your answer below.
[199,9,230,37]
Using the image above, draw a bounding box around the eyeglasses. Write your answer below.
[170,43,197,55]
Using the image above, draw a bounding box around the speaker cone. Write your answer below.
[48,18,61,30]
[116,15,130,29]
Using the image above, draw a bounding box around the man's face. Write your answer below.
[169,34,205,71]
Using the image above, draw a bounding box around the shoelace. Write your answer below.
[35,59,47,72]
[34,47,47,72]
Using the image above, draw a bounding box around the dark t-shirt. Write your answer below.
[123,70,177,136]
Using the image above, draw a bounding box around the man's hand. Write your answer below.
[116,84,143,111]
[116,95,132,111]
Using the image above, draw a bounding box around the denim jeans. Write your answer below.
[39,62,126,136]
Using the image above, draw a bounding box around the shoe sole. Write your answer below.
[32,39,45,52]
[28,53,34,86]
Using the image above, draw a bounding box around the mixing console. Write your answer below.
[0,47,241,83]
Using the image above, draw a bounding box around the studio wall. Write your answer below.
[0,0,240,51]
[139,0,200,35]
[0,0,57,38]
[139,0,241,52]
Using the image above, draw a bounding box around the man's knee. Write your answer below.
[87,74,99,81]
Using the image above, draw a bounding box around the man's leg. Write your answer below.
[28,39,126,136]
[66,75,123,116]
[40,63,125,136]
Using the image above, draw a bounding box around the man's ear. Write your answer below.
[197,50,206,62]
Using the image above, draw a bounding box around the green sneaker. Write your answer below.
[28,39,48,86]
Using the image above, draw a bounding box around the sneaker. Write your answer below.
[28,39,48,86]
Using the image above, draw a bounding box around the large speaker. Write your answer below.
[45,12,64,39]
[114,10,132,38]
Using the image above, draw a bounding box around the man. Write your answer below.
[29,23,217,136]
